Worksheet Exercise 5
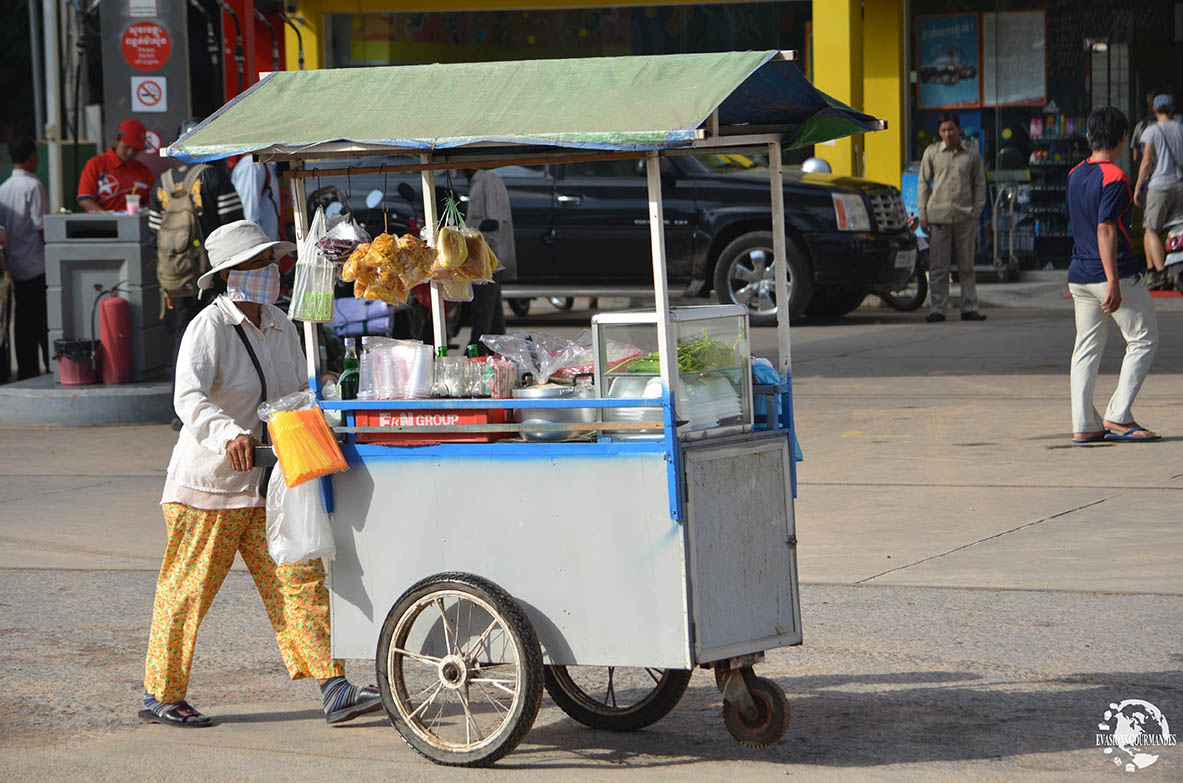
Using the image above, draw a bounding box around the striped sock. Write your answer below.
[143,692,175,717]
[321,677,370,715]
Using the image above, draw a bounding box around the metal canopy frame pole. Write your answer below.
[645,151,676,404]
[289,159,320,393]
[768,141,791,374]
[420,153,447,349]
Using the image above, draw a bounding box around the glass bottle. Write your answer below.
[338,337,359,400]
[357,336,373,399]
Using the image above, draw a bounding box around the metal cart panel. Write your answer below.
[683,432,801,662]
[328,450,693,669]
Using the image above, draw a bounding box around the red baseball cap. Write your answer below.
[116,118,147,151]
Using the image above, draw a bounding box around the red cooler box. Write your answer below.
[355,408,512,445]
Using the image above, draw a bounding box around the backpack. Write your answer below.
[156,164,209,301]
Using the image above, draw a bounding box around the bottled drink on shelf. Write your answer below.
[338,337,360,400]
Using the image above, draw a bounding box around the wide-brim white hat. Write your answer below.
[197,220,297,290]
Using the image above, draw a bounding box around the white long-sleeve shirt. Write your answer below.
[165,296,307,496]
[232,158,282,241]
[465,169,516,278]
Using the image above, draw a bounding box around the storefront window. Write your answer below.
[907,0,1181,268]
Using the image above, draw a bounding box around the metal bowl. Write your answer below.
[512,383,597,441]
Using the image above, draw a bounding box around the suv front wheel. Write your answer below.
[713,231,812,326]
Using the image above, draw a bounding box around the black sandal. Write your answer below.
[325,686,384,725]
[138,701,213,728]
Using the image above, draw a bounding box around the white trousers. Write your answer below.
[1068,277,1158,433]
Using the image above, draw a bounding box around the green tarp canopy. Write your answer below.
[167,50,884,163]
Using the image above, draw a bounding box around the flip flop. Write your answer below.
[1072,435,1107,444]
[1104,427,1162,442]
[138,701,213,728]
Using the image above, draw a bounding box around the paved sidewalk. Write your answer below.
[1,295,1180,781]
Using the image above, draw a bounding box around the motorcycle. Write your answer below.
[1164,221,1183,291]
[876,215,929,311]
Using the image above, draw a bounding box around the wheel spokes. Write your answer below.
[470,677,517,696]
[436,598,458,655]
[406,682,445,721]
[391,647,444,666]
[732,263,758,284]
[604,667,617,708]
[463,618,500,663]
[458,687,483,744]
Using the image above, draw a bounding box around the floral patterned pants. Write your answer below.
[144,503,344,702]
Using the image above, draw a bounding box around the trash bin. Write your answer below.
[44,213,168,382]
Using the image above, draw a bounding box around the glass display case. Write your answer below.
[592,305,752,440]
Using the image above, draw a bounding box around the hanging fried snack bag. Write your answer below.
[455,228,490,282]
[395,233,436,288]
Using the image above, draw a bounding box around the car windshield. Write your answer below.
[681,153,770,174]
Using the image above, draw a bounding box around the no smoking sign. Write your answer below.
[131,76,167,113]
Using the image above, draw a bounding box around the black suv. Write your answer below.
[309,154,916,325]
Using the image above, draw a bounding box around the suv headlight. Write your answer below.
[831,193,871,231]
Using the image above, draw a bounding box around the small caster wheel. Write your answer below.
[722,676,789,748]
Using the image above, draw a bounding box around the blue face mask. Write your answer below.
[226,264,280,305]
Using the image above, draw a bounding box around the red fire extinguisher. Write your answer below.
[99,294,132,384]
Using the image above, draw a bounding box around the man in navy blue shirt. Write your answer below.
[1066,106,1160,444]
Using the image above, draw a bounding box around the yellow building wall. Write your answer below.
[862,0,905,187]
[810,0,863,178]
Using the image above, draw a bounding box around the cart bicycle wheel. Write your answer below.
[375,572,544,767]
[544,665,692,731]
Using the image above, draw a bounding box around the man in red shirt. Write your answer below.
[77,119,154,212]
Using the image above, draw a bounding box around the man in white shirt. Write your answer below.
[231,157,282,241]
[1134,94,1183,288]
[0,137,50,379]
[462,167,517,352]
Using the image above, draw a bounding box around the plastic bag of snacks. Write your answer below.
[315,213,370,262]
[432,194,469,271]
[258,391,348,488]
[265,467,335,565]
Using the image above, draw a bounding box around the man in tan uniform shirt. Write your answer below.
[918,113,987,322]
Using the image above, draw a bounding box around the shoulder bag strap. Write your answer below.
[232,322,268,444]
[233,321,274,496]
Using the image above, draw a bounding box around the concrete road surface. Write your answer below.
[1,284,1180,781]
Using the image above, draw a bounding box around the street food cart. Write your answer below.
[167,51,884,767]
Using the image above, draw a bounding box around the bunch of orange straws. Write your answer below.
[267,406,347,488]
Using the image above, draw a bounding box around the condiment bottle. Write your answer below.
[357,336,374,399]
[338,337,359,400]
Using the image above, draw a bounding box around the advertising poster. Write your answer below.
[916,14,980,109]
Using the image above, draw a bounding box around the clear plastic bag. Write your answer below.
[265,468,336,565]
[479,330,577,383]
[291,207,336,322]
[316,214,371,262]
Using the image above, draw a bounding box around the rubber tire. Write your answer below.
[804,287,871,319]
[722,676,790,748]
[547,297,575,311]
[879,265,929,312]
[713,231,813,327]
[508,298,531,317]
[375,572,544,767]
[544,666,692,732]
